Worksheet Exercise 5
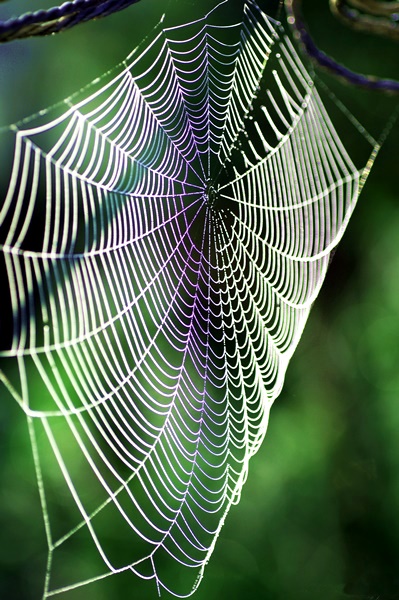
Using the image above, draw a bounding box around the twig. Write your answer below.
[344,0,399,18]
[330,0,399,41]
[285,0,399,93]
[0,0,141,43]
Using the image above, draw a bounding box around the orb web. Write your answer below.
[0,0,381,597]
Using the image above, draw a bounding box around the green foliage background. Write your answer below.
[0,1,398,598]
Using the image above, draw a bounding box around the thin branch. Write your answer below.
[330,0,399,41]
[285,0,399,93]
[0,0,141,43]
[344,0,399,18]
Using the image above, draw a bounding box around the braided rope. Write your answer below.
[0,0,141,42]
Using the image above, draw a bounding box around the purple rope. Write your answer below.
[0,0,141,42]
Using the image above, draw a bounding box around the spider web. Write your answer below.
[0,0,382,597]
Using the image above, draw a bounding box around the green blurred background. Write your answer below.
[0,0,398,598]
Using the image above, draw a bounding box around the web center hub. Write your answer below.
[205,181,220,210]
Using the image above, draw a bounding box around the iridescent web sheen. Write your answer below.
[0,1,378,597]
